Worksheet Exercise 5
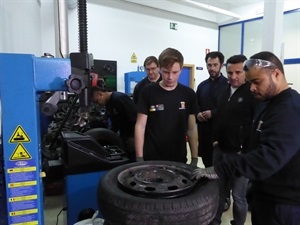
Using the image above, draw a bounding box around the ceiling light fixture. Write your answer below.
[182,0,242,19]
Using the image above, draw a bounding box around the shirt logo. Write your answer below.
[237,97,244,103]
[149,104,164,112]
[179,101,186,109]
[256,120,263,132]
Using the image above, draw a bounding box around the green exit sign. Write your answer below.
[170,22,178,30]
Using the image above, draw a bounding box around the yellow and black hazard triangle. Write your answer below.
[9,125,31,143]
[10,143,32,161]
[131,52,137,63]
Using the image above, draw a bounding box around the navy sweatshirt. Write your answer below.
[215,88,300,204]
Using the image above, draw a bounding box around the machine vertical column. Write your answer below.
[0,139,8,224]
[0,53,70,225]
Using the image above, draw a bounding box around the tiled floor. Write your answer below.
[44,195,66,225]
[44,157,252,225]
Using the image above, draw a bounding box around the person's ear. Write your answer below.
[273,68,281,81]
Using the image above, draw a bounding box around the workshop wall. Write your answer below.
[0,0,42,56]
[66,2,219,92]
[2,1,299,92]
[1,0,219,92]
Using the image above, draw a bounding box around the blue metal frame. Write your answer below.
[284,58,300,65]
[66,171,107,225]
[0,143,7,225]
[124,71,146,94]
[0,53,70,225]
[218,8,300,64]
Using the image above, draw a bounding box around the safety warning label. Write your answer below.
[9,125,31,143]
[9,195,37,202]
[131,52,137,63]
[10,144,32,161]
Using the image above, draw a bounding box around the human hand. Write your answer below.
[191,166,219,180]
[202,110,212,120]
[190,157,198,166]
[197,112,207,122]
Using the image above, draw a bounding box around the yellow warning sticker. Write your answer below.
[9,208,38,216]
[9,125,31,143]
[12,221,38,225]
[131,52,137,63]
[9,195,37,202]
[8,181,37,188]
[7,166,36,173]
[10,144,32,161]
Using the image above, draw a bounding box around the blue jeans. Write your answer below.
[251,199,300,225]
[211,146,249,225]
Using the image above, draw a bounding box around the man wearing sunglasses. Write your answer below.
[193,51,300,225]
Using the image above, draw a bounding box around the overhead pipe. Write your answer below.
[54,0,70,58]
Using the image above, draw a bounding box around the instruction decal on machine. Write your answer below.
[10,144,32,161]
[9,125,31,143]
[7,159,39,225]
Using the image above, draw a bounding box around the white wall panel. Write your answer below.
[0,0,42,55]
[67,2,219,91]
[285,64,300,92]
[283,11,300,59]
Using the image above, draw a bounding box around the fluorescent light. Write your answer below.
[182,0,242,19]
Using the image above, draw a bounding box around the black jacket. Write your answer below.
[215,88,300,204]
[106,92,137,140]
[214,82,257,153]
[196,74,228,118]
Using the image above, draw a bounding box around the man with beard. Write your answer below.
[196,51,228,168]
[192,51,300,225]
[196,51,230,211]
[210,54,257,225]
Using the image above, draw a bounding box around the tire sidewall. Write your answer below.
[98,161,218,225]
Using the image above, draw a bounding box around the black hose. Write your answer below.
[77,0,88,53]
[48,95,79,153]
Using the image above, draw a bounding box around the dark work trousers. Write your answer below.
[212,146,249,225]
[251,198,300,225]
[198,121,214,167]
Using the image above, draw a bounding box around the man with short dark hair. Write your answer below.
[193,51,300,225]
[210,54,257,225]
[196,51,228,168]
[91,86,137,161]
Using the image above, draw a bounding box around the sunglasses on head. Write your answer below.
[243,59,276,71]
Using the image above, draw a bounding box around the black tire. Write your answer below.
[84,128,124,149]
[98,161,218,225]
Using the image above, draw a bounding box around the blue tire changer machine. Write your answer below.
[0,2,128,225]
[0,52,128,225]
